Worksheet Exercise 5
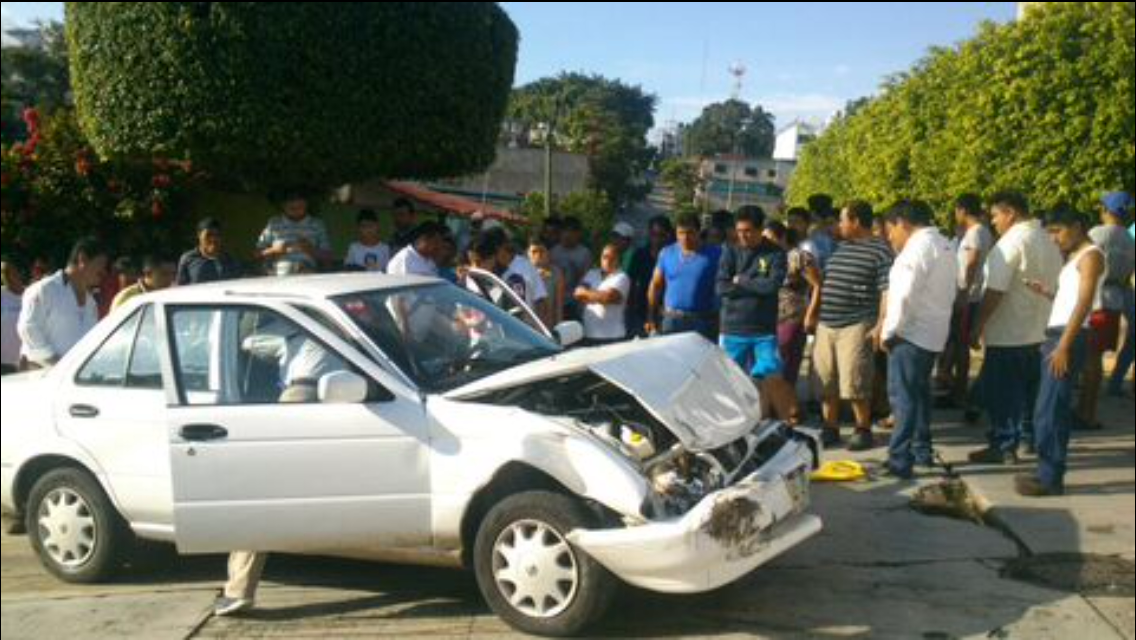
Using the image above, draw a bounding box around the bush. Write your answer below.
[65,2,519,193]
[519,190,615,244]
[789,2,1135,216]
[1,108,199,267]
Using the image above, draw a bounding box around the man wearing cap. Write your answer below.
[1094,192,1135,400]
[178,218,243,286]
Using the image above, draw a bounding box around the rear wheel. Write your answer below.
[25,468,129,583]
[473,491,617,637]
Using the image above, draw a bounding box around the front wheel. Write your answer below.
[25,468,129,583]
[473,491,617,637]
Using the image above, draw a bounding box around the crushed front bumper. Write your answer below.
[566,434,821,594]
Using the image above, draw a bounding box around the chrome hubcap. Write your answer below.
[37,488,97,569]
[492,519,579,619]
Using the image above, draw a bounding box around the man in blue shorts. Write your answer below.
[717,207,798,423]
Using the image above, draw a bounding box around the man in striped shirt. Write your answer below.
[807,201,894,451]
[256,195,334,275]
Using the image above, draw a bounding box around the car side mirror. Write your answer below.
[318,371,369,404]
[552,321,584,348]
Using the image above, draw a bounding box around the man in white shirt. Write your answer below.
[495,230,549,324]
[387,222,444,278]
[575,244,632,345]
[879,202,959,479]
[17,238,109,369]
[969,193,1064,465]
[1,259,26,375]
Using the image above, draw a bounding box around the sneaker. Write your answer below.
[847,430,876,452]
[1014,474,1064,498]
[967,447,1020,466]
[821,428,843,449]
[214,597,255,618]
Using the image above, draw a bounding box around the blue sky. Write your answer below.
[4,2,1018,129]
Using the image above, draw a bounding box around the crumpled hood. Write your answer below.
[447,333,763,452]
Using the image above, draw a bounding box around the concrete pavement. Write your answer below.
[2,396,1132,639]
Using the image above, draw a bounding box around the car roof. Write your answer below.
[143,273,442,304]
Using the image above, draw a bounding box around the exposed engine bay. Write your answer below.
[470,373,810,519]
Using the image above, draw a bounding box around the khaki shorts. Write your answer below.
[814,322,875,401]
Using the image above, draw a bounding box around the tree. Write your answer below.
[789,2,1135,217]
[64,3,519,193]
[508,73,657,207]
[658,157,702,212]
[685,99,776,159]
[2,108,200,267]
[1,21,71,118]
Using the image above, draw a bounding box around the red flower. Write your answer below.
[75,157,93,177]
[151,199,165,219]
[152,173,172,189]
[22,108,40,134]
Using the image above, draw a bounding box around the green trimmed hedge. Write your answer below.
[789,2,1135,215]
[65,2,519,193]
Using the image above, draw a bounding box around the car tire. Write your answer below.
[25,468,129,584]
[473,491,617,637]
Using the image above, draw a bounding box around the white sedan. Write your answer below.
[1,271,821,637]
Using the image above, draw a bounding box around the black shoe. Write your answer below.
[1072,420,1104,432]
[1015,474,1064,497]
[880,464,914,481]
[2,517,26,536]
[821,428,843,449]
[847,430,876,452]
[968,447,1020,466]
[963,408,981,425]
[914,458,937,471]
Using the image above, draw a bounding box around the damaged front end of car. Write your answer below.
[466,355,823,594]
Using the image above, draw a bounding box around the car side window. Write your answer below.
[169,306,359,407]
[76,311,142,387]
[126,306,164,390]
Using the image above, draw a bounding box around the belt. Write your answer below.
[663,308,715,320]
[288,378,319,388]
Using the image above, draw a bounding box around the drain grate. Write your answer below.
[1002,553,1136,596]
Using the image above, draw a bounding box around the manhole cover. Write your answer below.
[1003,553,1136,596]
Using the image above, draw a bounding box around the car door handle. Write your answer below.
[69,404,100,419]
[179,424,229,442]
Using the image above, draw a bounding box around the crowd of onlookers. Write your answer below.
[1,189,1134,499]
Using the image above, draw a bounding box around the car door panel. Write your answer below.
[165,303,432,554]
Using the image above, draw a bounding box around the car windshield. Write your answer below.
[333,283,561,393]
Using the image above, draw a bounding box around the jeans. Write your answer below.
[661,314,716,342]
[981,345,1042,454]
[777,322,808,385]
[1108,288,1135,394]
[1034,329,1089,489]
[886,340,938,475]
